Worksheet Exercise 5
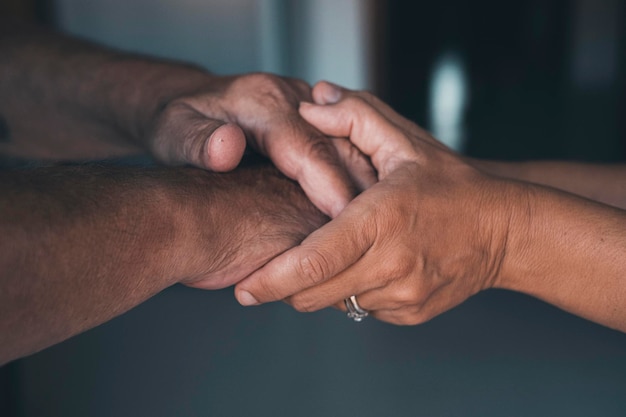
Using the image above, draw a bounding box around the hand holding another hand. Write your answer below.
[234,82,524,325]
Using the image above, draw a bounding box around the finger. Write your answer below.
[313,81,446,150]
[153,103,247,172]
[311,80,343,105]
[370,294,452,326]
[286,260,385,313]
[182,74,360,217]
[370,306,429,326]
[353,280,460,326]
[313,82,412,130]
[330,137,378,191]
[287,234,421,313]
[286,235,401,313]
[262,120,359,218]
[234,198,376,306]
[202,123,248,171]
[329,299,421,325]
[328,281,422,313]
[298,100,411,176]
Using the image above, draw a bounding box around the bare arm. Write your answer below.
[0,19,371,217]
[0,164,326,364]
[474,160,626,210]
[498,181,626,330]
[0,20,202,159]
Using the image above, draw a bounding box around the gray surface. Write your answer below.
[14,285,626,417]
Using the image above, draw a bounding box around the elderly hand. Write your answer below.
[171,165,330,290]
[234,82,522,325]
[148,73,376,217]
[1,28,374,215]
[0,164,328,363]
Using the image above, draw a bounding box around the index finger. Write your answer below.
[234,198,375,305]
[262,118,359,218]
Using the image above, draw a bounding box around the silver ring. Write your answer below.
[344,295,369,322]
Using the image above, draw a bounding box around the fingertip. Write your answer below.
[298,101,320,122]
[328,195,351,218]
[298,101,315,111]
[299,166,355,218]
[312,80,343,104]
[203,123,247,172]
[235,288,260,306]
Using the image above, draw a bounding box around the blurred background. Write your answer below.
[1,0,625,416]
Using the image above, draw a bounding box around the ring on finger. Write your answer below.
[344,295,369,322]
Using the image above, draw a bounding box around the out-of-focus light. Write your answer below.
[429,52,468,151]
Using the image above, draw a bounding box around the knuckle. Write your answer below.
[391,306,430,326]
[151,100,195,162]
[306,137,342,167]
[153,100,186,134]
[244,72,280,86]
[240,73,289,100]
[294,250,331,287]
[254,276,285,302]
[378,252,414,283]
[228,73,305,117]
[392,285,422,307]
[287,77,312,96]
[343,95,368,109]
[357,90,376,104]
[398,314,428,326]
[289,295,318,313]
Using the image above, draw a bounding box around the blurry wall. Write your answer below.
[55,0,371,88]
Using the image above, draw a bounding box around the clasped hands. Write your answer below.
[229,81,520,325]
[156,72,522,326]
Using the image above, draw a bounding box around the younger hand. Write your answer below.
[234,83,519,325]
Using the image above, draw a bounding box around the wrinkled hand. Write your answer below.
[234,82,521,325]
[149,73,375,217]
[162,165,329,291]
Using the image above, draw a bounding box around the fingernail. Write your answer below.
[237,290,259,306]
[321,82,341,104]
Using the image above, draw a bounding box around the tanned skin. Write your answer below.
[0,164,327,364]
[236,83,626,333]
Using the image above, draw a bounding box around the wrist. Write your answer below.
[469,158,527,181]
[479,178,534,291]
[94,56,218,146]
[490,180,538,292]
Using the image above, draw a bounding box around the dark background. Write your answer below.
[1,1,625,416]
[378,0,626,162]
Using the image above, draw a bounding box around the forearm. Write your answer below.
[0,20,215,160]
[0,166,187,363]
[475,159,626,209]
[0,163,326,364]
[497,181,626,331]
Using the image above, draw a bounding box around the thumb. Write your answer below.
[152,104,247,172]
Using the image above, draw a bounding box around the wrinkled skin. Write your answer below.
[235,82,522,325]
[149,73,376,217]
[0,164,328,363]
